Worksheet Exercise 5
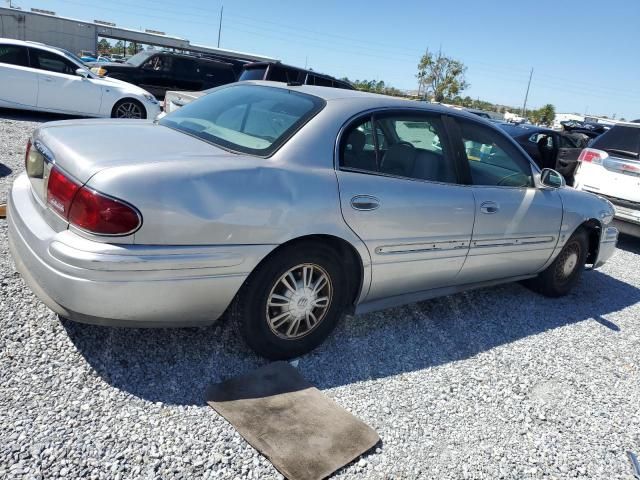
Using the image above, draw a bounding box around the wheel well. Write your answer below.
[260,235,364,311]
[578,219,602,265]
[111,98,146,118]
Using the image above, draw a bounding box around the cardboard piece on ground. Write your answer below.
[206,361,379,480]
[0,204,6,218]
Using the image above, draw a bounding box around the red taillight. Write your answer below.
[47,166,141,235]
[578,148,607,165]
[68,187,141,235]
[47,166,81,217]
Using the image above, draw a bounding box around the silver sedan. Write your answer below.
[8,81,618,359]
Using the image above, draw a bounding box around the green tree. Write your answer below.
[416,48,469,102]
[113,40,125,55]
[538,104,556,125]
[97,38,111,54]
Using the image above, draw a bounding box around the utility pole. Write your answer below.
[521,68,534,118]
[217,5,223,48]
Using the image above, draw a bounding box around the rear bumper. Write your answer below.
[8,173,273,327]
[593,226,618,269]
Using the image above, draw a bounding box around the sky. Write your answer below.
[10,0,640,119]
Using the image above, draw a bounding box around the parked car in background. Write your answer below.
[8,82,617,359]
[89,50,241,99]
[238,61,354,89]
[162,61,353,115]
[497,123,583,185]
[0,38,160,118]
[574,122,640,237]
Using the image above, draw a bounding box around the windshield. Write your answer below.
[126,51,154,66]
[159,84,325,156]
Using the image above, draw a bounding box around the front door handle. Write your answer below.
[351,195,380,211]
[480,201,499,214]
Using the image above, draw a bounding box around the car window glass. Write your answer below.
[310,75,333,87]
[592,125,640,157]
[239,66,267,81]
[460,121,533,187]
[267,65,299,83]
[200,63,236,85]
[30,49,77,75]
[142,55,172,72]
[159,84,324,156]
[0,45,29,67]
[341,114,457,184]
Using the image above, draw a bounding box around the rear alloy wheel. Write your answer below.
[112,99,146,119]
[231,243,347,359]
[524,228,589,297]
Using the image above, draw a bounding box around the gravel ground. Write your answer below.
[1,110,640,479]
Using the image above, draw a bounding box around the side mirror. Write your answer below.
[540,168,565,188]
[76,68,89,79]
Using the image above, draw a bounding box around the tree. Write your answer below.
[114,40,125,55]
[97,38,111,54]
[538,104,556,125]
[416,48,469,102]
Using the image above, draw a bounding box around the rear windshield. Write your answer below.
[592,125,640,158]
[159,84,324,156]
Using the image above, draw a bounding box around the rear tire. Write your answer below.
[111,99,146,119]
[524,228,589,297]
[230,242,347,360]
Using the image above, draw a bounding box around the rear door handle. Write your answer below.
[480,201,499,214]
[351,195,380,211]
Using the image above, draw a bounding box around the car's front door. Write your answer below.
[0,44,38,109]
[336,111,476,303]
[554,133,582,186]
[140,54,173,98]
[29,48,101,115]
[453,118,563,283]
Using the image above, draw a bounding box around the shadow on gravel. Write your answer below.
[0,163,12,178]
[63,269,640,406]
[0,107,82,123]
[617,234,640,255]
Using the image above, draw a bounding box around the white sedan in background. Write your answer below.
[0,38,160,119]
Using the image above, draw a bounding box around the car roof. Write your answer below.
[242,81,482,117]
[0,37,71,56]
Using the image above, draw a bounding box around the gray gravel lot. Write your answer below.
[1,110,640,479]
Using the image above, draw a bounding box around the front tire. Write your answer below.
[524,228,589,297]
[230,243,347,360]
[111,99,146,119]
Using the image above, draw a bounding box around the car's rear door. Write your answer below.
[28,48,101,115]
[335,110,475,303]
[451,118,562,283]
[0,44,38,109]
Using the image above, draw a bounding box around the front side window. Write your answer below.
[459,120,533,187]
[142,55,172,72]
[159,84,324,156]
[0,45,29,67]
[29,49,77,75]
[340,113,457,184]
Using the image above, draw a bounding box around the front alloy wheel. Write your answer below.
[113,100,144,119]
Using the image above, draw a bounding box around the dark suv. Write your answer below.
[239,62,354,89]
[89,51,241,99]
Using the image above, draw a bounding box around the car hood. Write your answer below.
[32,120,237,183]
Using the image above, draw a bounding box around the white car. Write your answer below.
[0,38,160,119]
[574,122,640,237]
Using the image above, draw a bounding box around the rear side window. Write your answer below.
[159,84,325,156]
[340,114,457,184]
[29,49,77,75]
[200,63,236,86]
[267,65,302,83]
[239,66,267,81]
[308,75,333,87]
[173,58,198,77]
[592,126,640,158]
[0,45,29,67]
